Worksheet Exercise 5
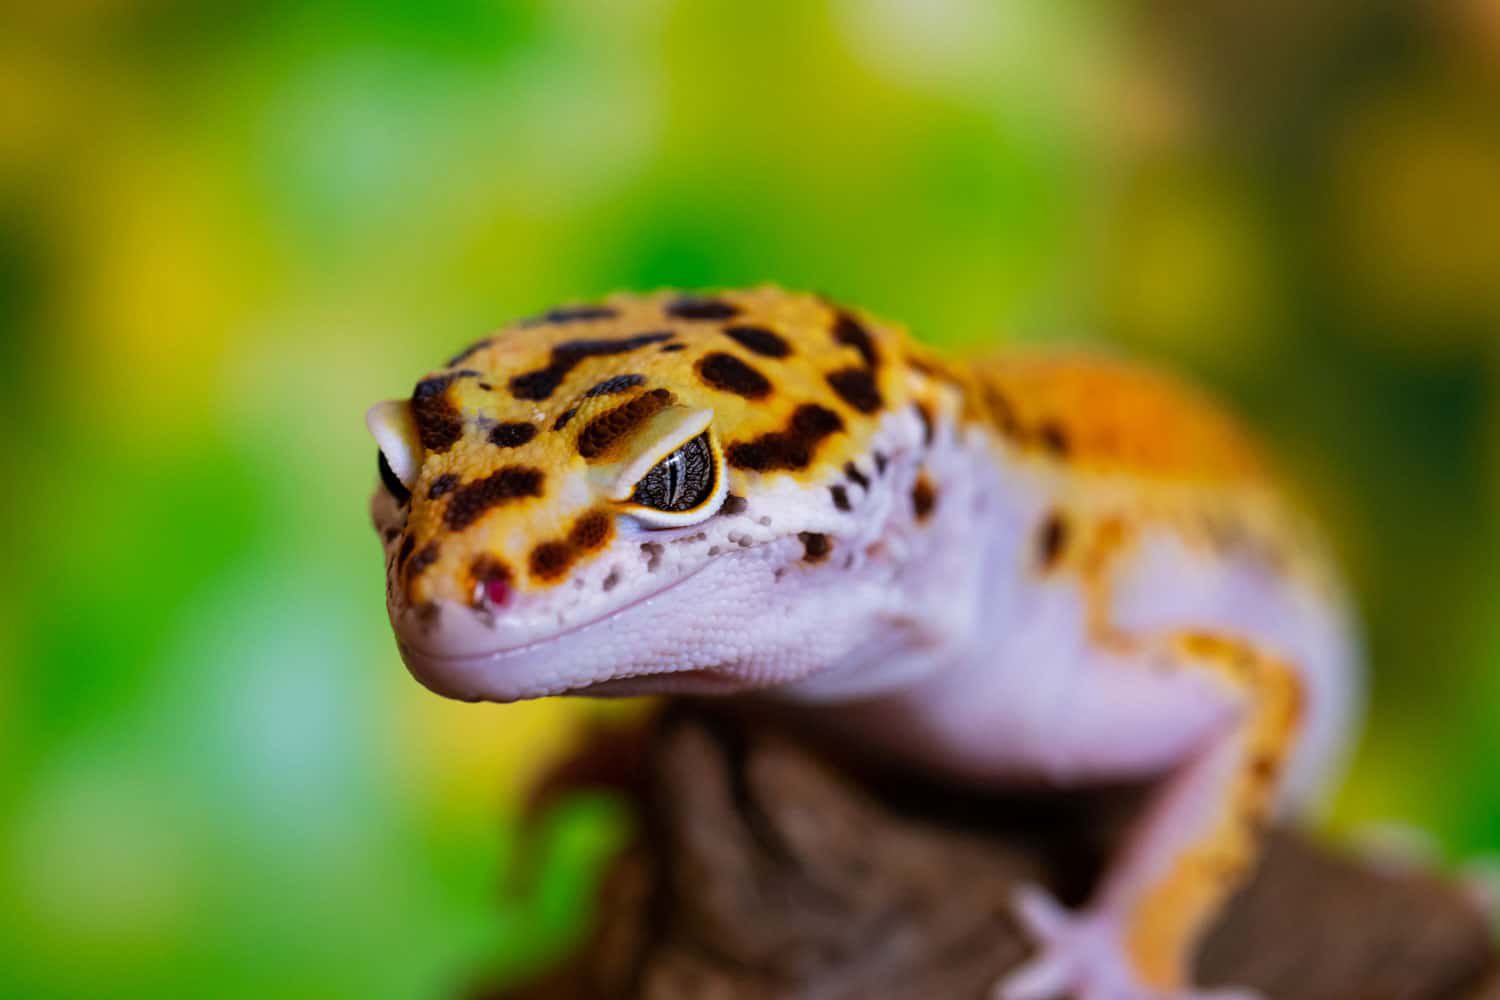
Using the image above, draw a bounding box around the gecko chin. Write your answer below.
[389,542,874,703]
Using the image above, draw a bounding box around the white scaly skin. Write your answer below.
[368,288,1361,999]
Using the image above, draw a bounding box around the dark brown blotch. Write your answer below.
[1038,421,1070,458]
[726,404,844,472]
[568,509,614,552]
[553,407,579,431]
[585,373,646,397]
[844,462,870,490]
[831,485,852,511]
[799,531,831,563]
[912,475,937,522]
[827,367,883,414]
[697,352,772,399]
[522,304,619,326]
[722,494,749,515]
[873,451,889,475]
[397,534,415,568]
[832,310,879,368]
[488,422,537,448]
[529,541,575,581]
[428,473,459,500]
[983,386,1023,439]
[444,467,545,530]
[660,343,687,353]
[407,541,440,578]
[577,388,675,460]
[1036,510,1069,570]
[509,331,674,401]
[666,296,739,320]
[723,324,791,358]
[411,370,481,452]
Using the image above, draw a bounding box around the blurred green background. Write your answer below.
[5,0,1498,995]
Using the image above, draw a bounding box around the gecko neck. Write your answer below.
[778,409,1024,703]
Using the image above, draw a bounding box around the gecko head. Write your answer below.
[367,290,949,702]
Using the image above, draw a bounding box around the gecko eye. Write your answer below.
[619,432,727,528]
[632,433,714,511]
[377,450,412,504]
[366,399,420,504]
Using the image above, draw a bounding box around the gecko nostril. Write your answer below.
[483,577,513,607]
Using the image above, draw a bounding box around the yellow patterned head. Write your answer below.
[367,288,961,701]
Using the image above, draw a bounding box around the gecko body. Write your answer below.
[367,288,1360,999]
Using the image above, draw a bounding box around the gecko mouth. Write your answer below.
[393,557,733,702]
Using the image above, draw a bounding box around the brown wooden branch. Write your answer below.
[480,704,1498,1000]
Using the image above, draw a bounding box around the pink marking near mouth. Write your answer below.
[484,577,512,607]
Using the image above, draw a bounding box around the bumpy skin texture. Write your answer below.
[367,288,1361,999]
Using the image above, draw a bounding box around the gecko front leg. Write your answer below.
[998,631,1304,1000]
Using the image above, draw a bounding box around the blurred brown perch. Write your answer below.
[479,705,1498,1000]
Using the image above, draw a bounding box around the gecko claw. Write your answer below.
[995,884,1262,1000]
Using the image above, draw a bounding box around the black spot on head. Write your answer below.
[983,386,1023,439]
[832,310,879,368]
[799,531,831,563]
[383,527,399,543]
[912,476,937,522]
[1036,511,1069,570]
[829,484,851,512]
[697,352,772,399]
[666,296,739,320]
[827,368,883,414]
[521,304,618,326]
[411,370,481,452]
[529,540,575,581]
[723,324,791,358]
[577,388,675,460]
[913,401,935,445]
[726,404,844,472]
[1038,421,1070,457]
[378,450,411,505]
[553,407,579,431]
[509,332,675,401]
[873,451,889,475]
[568,509,614,552]
[477,382,494,392]
[428,473,459,500]
[444,467,545,530]
[397,534,415,567]
[721,494,748,515]
[844,461,869,490]
[584,373,646,397]
[407,541,439,578]
[660,343,687,353]
[488,422,537,448]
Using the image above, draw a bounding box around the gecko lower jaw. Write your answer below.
[392,558,731,702]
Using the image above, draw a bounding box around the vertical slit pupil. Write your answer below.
[630,433,714,513]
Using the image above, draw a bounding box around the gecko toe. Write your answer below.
[995,886,1263,1000]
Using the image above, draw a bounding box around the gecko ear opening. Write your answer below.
[589,405,727,528]
[366,400,421,501]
